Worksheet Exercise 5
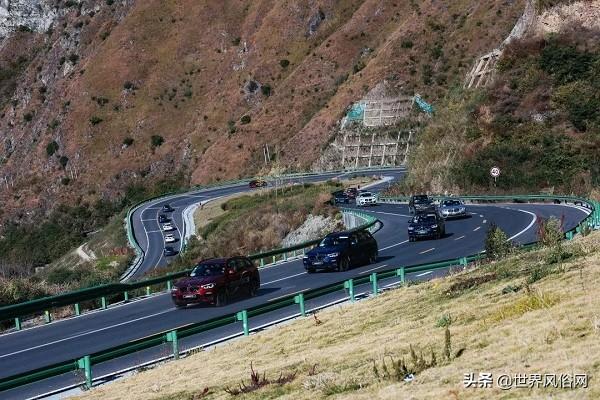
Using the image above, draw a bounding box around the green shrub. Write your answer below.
[89,116,103,125]
[123,137,134,146]
[261,84,272,96]
[401,40,414,49]
[240,115,251,124]
[59,156,69,168]
[485,223,512,260]
[150,134,164,148]
[46,140,59,156]
[68,53,79,64]
[279,59,290,68]
[23,112,33,122]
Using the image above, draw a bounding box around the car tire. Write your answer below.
[174,302,186,309]
[338,257,350,272]
[215,291,228,307]
[248,280,259,297]
[409,236,415,242]
[307,268,316,274]
[369,250,378,264]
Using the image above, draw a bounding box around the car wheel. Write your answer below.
[248,280,259,297]
[409,236,415,242]
[174,302,186,309]
[307,268,316,274]
[215,290,228,307]
[338,257,350,272]
[369,250,378,264]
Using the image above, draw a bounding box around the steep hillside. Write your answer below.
[0,0,527,223]
[399,0,600,195]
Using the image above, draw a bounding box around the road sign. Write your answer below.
[490,167,501,178]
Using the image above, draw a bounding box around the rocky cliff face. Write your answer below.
[0,0,526,223]
[0,0,56,37]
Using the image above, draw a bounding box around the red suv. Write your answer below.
[171,257,260,308]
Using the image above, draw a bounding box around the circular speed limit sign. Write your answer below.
[490,166,501,178]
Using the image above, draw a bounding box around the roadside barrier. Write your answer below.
[0,194,597,394]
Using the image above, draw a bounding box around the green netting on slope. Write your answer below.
[346,103,364,121]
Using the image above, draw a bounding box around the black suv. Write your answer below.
[171,256,260,307]
[158,214,169,223]
[162,204,175,213]
[408,212,446,241]
[409,194,435,214]
[331,190,351,205]
[303,230,378,273]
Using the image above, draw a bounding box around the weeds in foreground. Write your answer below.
[224,362,296,396]
[488,290,560,323]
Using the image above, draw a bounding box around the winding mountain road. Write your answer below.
[0,167,591,399]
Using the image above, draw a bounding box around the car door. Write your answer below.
[236,258,252,288]
[348,233,361,262]
[226,258,242,294]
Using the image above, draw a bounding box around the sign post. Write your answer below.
[490,166,501,185]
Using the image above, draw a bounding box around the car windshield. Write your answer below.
[442,200,461,206]
[190,263,225,277]
[319,236,349,247]
[360,192,372,197]
[413,215,436,224]
[413,196,429,204]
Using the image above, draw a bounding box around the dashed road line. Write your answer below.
[380,239,410,251]
[416,271,433,277]
[454,235,465,241]
[473,227,481,232]
[482,219,487,224]
[360,264,387,274]
[262,272,307,286]
[419,248,435,254]
[268,289,307,302]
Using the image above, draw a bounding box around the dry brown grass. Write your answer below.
[76,231,600,399]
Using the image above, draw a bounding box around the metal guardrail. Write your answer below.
[0,194,596,394]
[0,211,380,330]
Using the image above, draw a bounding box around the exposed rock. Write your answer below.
[307,8,325,36]
[0,0,56,38]
[281,214,342,247]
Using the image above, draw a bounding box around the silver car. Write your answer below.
[439,198,468,219]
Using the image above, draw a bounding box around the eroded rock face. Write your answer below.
[0,0,56,37]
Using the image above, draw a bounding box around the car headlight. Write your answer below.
[171,287,179,292]
[327,252,339,258]
[303,255,308,259]
[408,226,414,230]
[201,283,215,289]
[431,224,438,229]
[459,207,465,212]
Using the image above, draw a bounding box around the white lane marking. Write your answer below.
[454,235,465,241]
[473,227,481,232]
[368,210,412,218]
[416,271,433,277]
[141,219,157,222]
[479,214,484,218]
[268,289,307,302]
[0,309,173,359]
[419,248,435,254]
[508,209,537,241]
[262,272,307,286]
[470,212,478,215]
[360,264,387,274]
[482,219,487,224]
[145,230,163,234]
[380,239,410,251]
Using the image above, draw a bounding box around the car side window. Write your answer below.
[235,258,248,271]
[226,259,237,271]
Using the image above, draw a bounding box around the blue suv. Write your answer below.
[303,230,378,273]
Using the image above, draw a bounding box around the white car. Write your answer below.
[356,191,377,207]
[164,233,177,243]
[162,223,175,231]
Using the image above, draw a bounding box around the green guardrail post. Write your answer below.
[260,258,264,267]
[272,255,276,265]
[370,273,378,296]
[167,280,172,291]
[566,231,574,240]
[294,293,306,316]
[344,279,355,302]
[44,310,52,324]
[284,252,288,261]
[396,267,405,283]
[14,317,21,331]
[166,331,180,360]
[74,303,81,316]
[101,296,107,310]
[124,291,129,302]
[236,310,249,336]
[460,257,467,267]
[77,355,92,389]
[146,286,151,296]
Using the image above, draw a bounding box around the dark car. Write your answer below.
[331,190,351,205]
[163,246,178,256]
[249,179,268,188]
[408,212,446,241]
[303,230,378,273]
[345,187,359,199]
[171,257,260,307]
[409,194,435,214]
[162,204,175,213]
[158,214,169,223]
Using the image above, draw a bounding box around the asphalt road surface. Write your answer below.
[0,168,591,399]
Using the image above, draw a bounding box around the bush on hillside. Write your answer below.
[485,223,512,260]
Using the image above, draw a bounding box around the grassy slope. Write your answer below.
[77,233,600,400]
